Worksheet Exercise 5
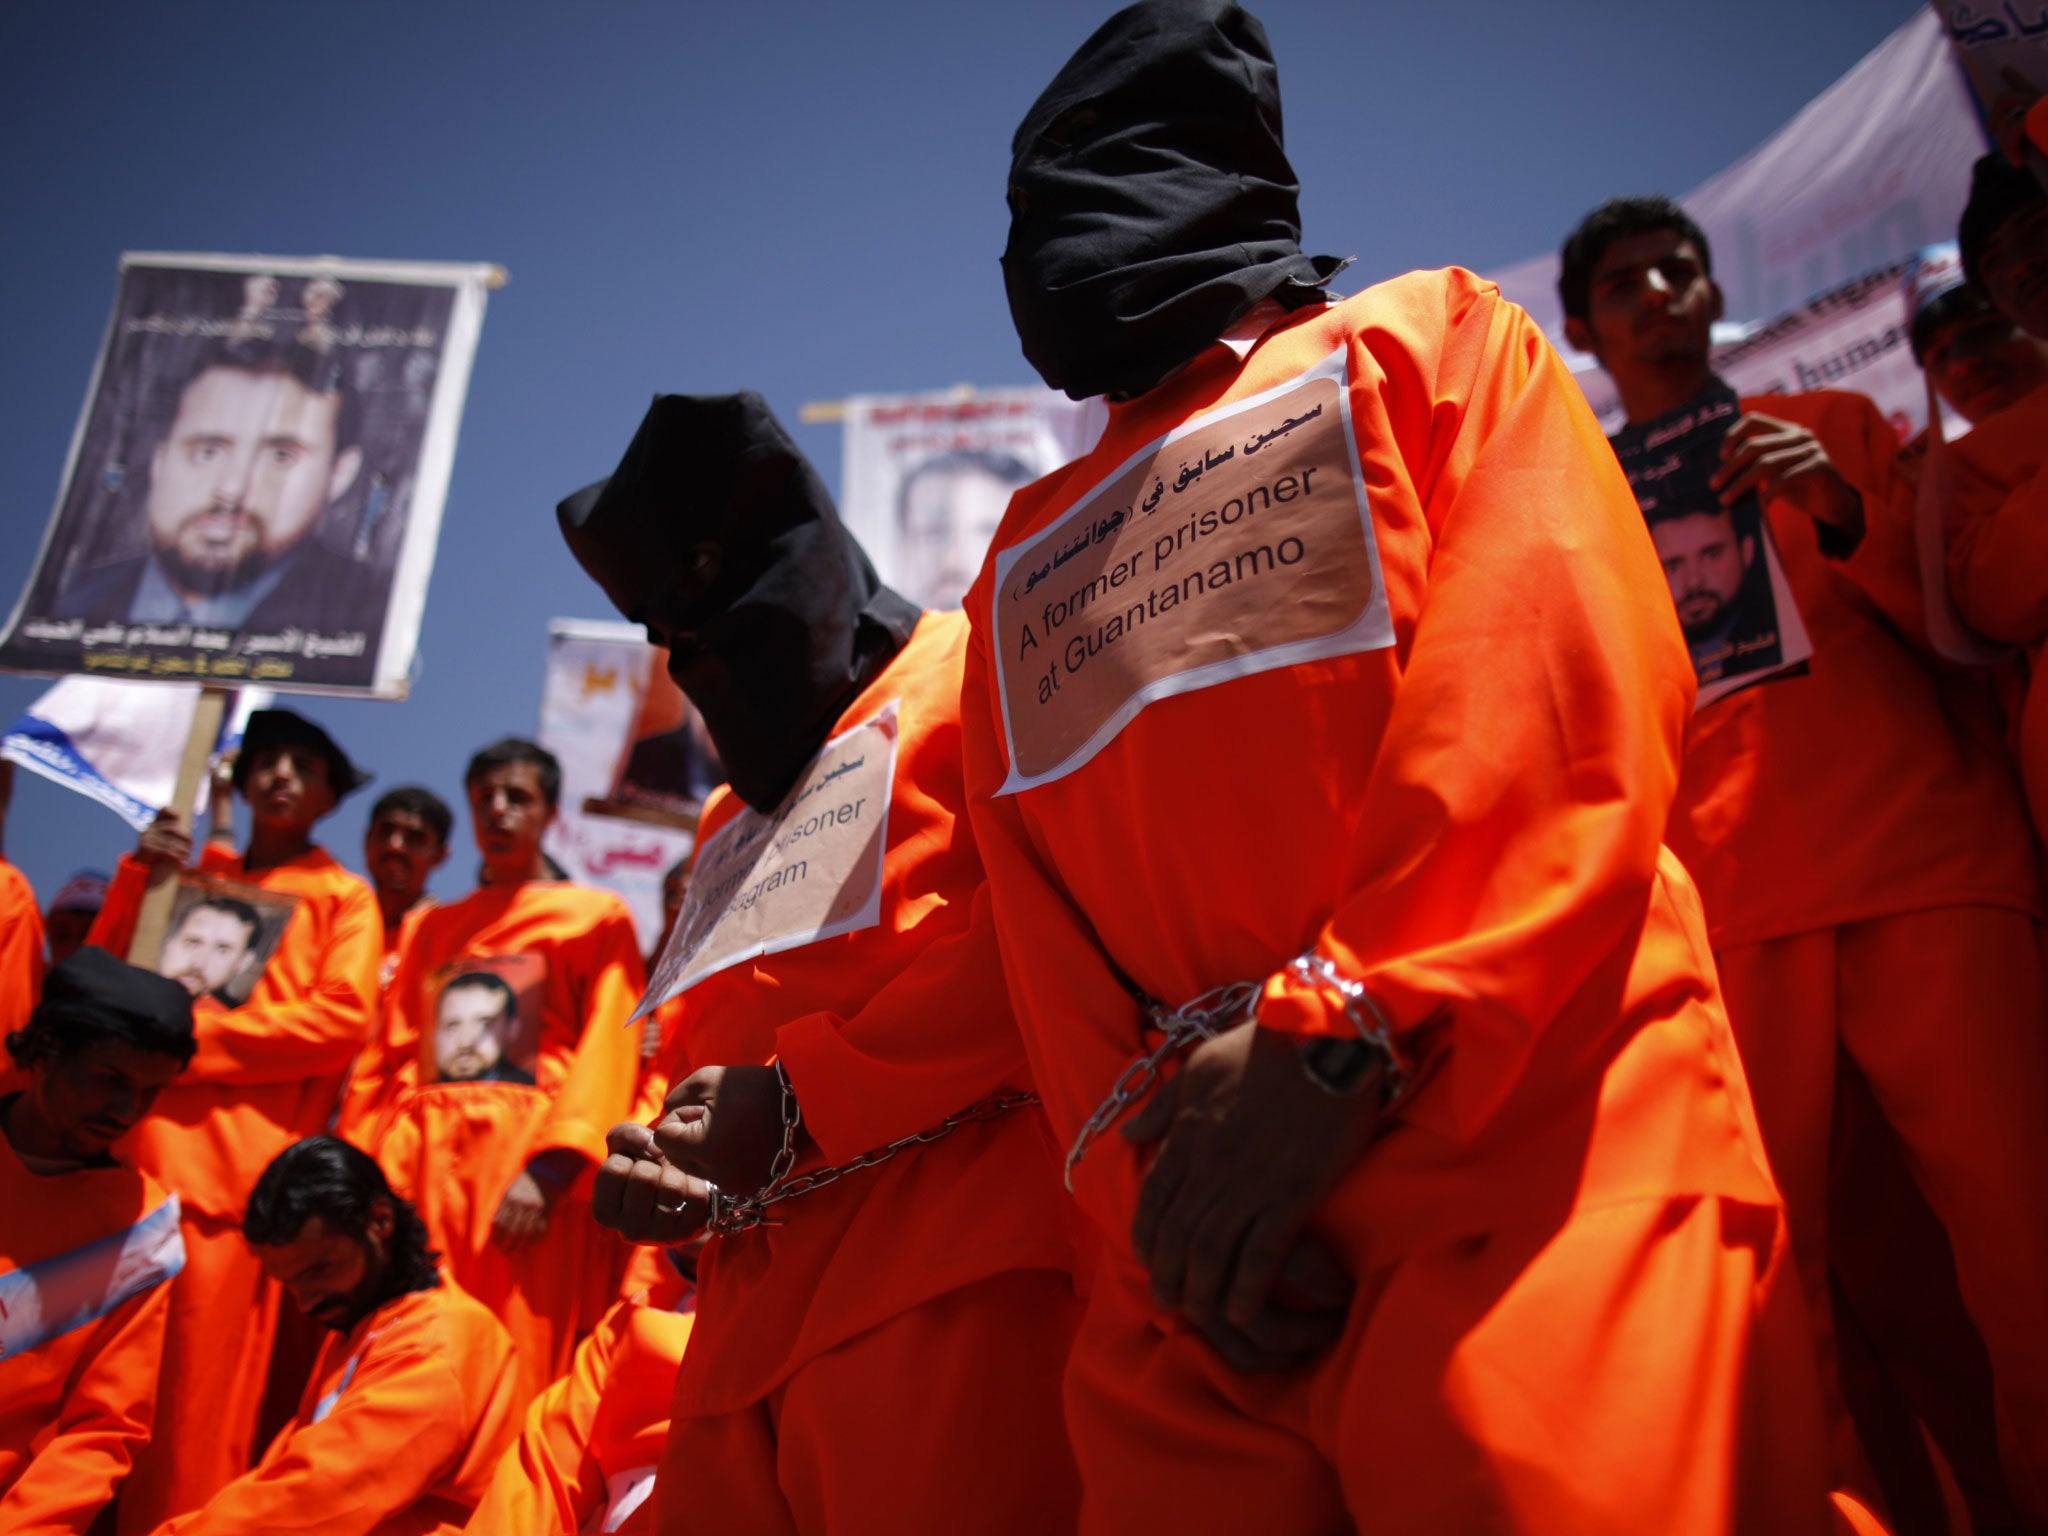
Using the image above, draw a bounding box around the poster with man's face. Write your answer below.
[0,254,496,697]
[426,953,544,1087]
[1611,382,1814,709]
[156,874,300,1009]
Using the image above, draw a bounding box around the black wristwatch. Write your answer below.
[1298,1034,1385,1098]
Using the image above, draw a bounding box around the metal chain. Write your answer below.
[1063,977,1261,1192]
[706,1081,1042,1237]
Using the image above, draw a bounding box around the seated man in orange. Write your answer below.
[1,950,193,1533]
[463,1250,696,1535]
[373,740,643,1397]
[1562,192,2048,1518]
[88,706,383,1531]
[561,392,1080,1536]
[956,5,1834,1530]
[1948,153,2048,841]
[153,1136,524,1535]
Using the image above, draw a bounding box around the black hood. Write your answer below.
[1001,0,1344,401]
[557,393,921,812]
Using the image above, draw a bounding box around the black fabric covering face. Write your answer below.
[1002,0,1345,401]
[232,708,369,802]
[557,393,922,813]
[34,947,196,1054]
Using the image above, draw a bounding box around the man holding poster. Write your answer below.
[1562,193,2048,1515]
[561,391,1080,1536]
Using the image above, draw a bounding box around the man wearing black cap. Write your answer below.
[1950,153,2048,846]
[957,3,1836,1529]
[1,949,194,1531]
[562,391,1080,1535]
[86,706,383,1531]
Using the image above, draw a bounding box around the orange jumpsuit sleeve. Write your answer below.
[1947,463,2048,647]
[153,1333,475,1536]
[179,875,381,1088]
[773,876,1030,1162]
[528,906,646,1170]
[461,1300,631,1534]
[1797,393,1923,644]
[1227,297,1694,1140]
[0,1284,171,1534]
[0,861,45,1036]
[82,855,151,960]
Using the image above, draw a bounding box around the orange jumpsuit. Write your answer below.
[1945,385,2048,838]
[650,611,1080,1536]
[374,882,644,1398]
[87,844,381,1531]
[0,859,45,1035]
[154,1277,526,1536]
[960,270,1832,1534]
[1668,389,2048,1515]
[336,901,437,1154]
[0,1134,182,1533]
[462,1264,695,1534]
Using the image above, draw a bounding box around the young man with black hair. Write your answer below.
[1562,191,2048,1519]
[371,738,643,1400]
[1947,154,2048,842]
[147,1135,523,1535]
[363,785,452,956]
[954,5,1835,1529]
[87,706,383,1530]
[1,948,193,1532]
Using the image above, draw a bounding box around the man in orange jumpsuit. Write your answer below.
[954,7,1834,1531]
[560,391,1081,1535]
[463,1250,696,1534]
[87,706,383,1529]
[152,1135,524,1535]
[365,787,452,959]
[1,949,193,1532]
[0,764,46,1035]
[373,739,643,1398]
[1948,154,2048,842]
[1561,193,2048,1518]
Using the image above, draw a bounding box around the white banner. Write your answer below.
[2,677,271,831]
[1486,11,1987,438]
[839,387,1104,611]
[0,252,497,698]
[536,619,696,952]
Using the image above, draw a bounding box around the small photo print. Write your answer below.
[156,875,301,1009]
[427,953,545,1086]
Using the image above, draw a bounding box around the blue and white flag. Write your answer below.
[2,677,269,831]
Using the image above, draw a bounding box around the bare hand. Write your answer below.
[490,1168,557,1252]
[1185,1231,1356,1373]
[593,1121,712,1244]
[1712,413,1863,542]
[653,1064,798,1195]
[135,810,194,883]
[1124,1020,1377,1351]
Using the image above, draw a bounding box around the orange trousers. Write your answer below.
[115,1209,279,1533]
[1065,1192,1833,1535]
[654,1267,1081,1536]
[1717,905,2048,1524]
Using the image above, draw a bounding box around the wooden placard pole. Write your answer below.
[128,685,231,967]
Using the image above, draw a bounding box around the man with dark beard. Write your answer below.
[144,1136,523,1535]
[60,338,380,634]
[956,4,1836,1530]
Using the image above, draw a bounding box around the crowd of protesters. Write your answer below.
[6,2,2048,1532]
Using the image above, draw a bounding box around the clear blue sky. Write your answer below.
[0,0,1926,920]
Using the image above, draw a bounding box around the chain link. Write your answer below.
[1063,977,1261,1191]
[706,1079,1042,1237]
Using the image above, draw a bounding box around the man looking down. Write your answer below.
[0,949,193,1533]
[88,707,382,1530]
[956,5,1835,1529]
[150,1136,523,1535]
[561,391,1080,1535]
